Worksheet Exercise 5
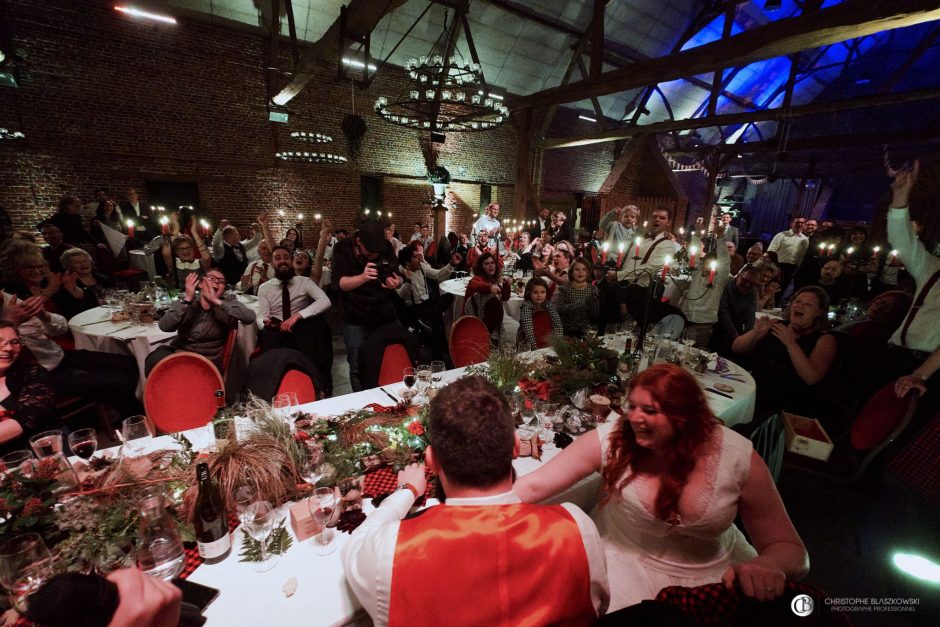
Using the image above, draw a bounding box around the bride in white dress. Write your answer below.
[514,364,808,612]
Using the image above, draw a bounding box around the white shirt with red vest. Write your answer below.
[341,489,609,626]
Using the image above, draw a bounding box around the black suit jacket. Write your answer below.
[119,201,154,234]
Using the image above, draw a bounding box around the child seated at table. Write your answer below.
[517,277,561,351]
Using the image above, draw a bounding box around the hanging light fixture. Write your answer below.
[374,7,508,133]
[0,128,25,140]
[290,131,333,143]
[276,151,348,164]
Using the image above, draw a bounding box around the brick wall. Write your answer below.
[0,0,519,240]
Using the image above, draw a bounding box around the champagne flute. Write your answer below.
[311,487,337,556]
[244,501,278,572]
[0,533,53,613]
[122,415,154,458]
[402,367,417,401]
[67,428,98,461]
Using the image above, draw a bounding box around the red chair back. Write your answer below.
[531,310,553,348]
[449,316,491,367]
[481,296,504,335]
[220,327,238,377]
[144,352,225,433]
[377,344,413,387]
[277,369,317,404]
[589,246,599,266]
[850,382,918,451]
[426,240,438,259]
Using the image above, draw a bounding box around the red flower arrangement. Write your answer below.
[407,421,425,436]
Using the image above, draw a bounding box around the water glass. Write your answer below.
[311,488,337,556]
[416,365,432,398]
[122,415,155,458]
[0,533,54,613]
[67,428,98,461]
[272,392,298,410]
[29,430,63,458]
[1,451,35,477]
[430,360,446,387]
[244,501,278,572]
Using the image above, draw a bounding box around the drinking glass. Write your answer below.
[244,501,278,572]
[299,447,327,512]
[584,324,598,340]
[1,451,35,477]
[311,487,337,556]
[234,485,258,525]
[415,365,432,398]
[681,329,696,351]
[0,533,54,613]
[122,415,155,458]
[519,400,536,436]
[272,393,298,411]
[430,360,446,387]
[29,430,63,458]
[401,367,417,401]
[67,428,98,461]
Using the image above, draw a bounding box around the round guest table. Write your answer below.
[439,275,525,321]
[67,295,259,398]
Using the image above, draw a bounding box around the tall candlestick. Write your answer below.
[634,237,642,259]
[126,219,135,239]
[600,242,609,265]
[660,256,672,282]
[688,245,698,269]
[160,217,169,235]
[616,243,625,267]
[707,261,717,286]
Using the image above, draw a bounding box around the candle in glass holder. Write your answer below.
[616,243,625,267]
[660,256,672,282]
[634,237,642,258]
[160,216,169,235]
[600,242,609,265]
[707,261,718,286]
[126,219,135,239]
[688,245,698,269]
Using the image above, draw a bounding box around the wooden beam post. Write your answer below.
[514,108,533,220]
[590,0,605,78]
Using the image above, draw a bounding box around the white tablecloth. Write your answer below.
[439,276,525,321]
[68,297,259,398]
[129,249,157,279]
[182,352,754,625]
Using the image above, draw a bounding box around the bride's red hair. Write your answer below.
[601,363,720,521]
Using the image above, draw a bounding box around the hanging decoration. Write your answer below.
[275,151,348,164]
[290,131,332,143]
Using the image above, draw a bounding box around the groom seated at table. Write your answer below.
[342,376,609,626]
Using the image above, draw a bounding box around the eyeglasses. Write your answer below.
[0,339,22,349]
[203,275,225,285]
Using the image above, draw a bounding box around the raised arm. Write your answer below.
[211,223,226,261]
[513,429,602,503]
[258,212,276,253]
[723,450,809,601]
[311,218,332,285]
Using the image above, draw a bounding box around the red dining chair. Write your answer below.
[531,310,554,348]
[449,316,491,367]
[377,344,413,387]
[277,369,317,405]
[219,327,239,379]
[144,352,225,433]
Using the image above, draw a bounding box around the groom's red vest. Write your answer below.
[389,504,596,626]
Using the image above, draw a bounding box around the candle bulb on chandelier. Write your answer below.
[126,219,135,239]
[889,249,898,264]
[616,243,625,267]
[660,256,672,282]
[688,245,698,269]
[707,261,718,286]
[634,237,642,259]
[600,242,609,265]
[872,246,881,259]
[160,216,169,235]
[200,219,210,237]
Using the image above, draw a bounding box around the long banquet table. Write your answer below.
[172,353,756,626]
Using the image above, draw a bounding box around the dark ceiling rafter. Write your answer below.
[271,0,407,105]
[878,24,940,93]
[508,0,940,111]
[542,87,940,149]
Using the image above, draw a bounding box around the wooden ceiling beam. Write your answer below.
[542,87,940,149]
[271,0,407,105]
[509,0,940,111]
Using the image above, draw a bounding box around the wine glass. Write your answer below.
[67,428,98,461]
[272,392,298,411]
[234,485,258,525]
[415,365,432,399]
[519,400,536,436]
[122,415,155,458]
[311,487,337,556]
[430,360,446,388]
[244,501,278,572]
[401,367,417,401]
[0,533,53,613]
[28,430,63,459]
[299,447,326,511]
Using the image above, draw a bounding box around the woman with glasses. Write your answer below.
[514,364,808,611]
[52,248,113,319]
[0,242,62,307]
[144,269,256,375]
[0,321,57,454]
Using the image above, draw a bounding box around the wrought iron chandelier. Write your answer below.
[290,131,332,143]
[275,151,348,164]
[374,7,508,133]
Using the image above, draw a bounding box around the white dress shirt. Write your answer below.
[681,234,731,324]
[256,275,330,328]
[341,489,609,626]
[236,259,276,294]
[615,233,681,285]
[767,229,809,265]
[887,207,940,353]
[472,215,502,248]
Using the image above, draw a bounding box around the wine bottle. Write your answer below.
[194,462,232,564]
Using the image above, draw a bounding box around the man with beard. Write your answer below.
[609,207,679,286]
[257,246,333,394]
